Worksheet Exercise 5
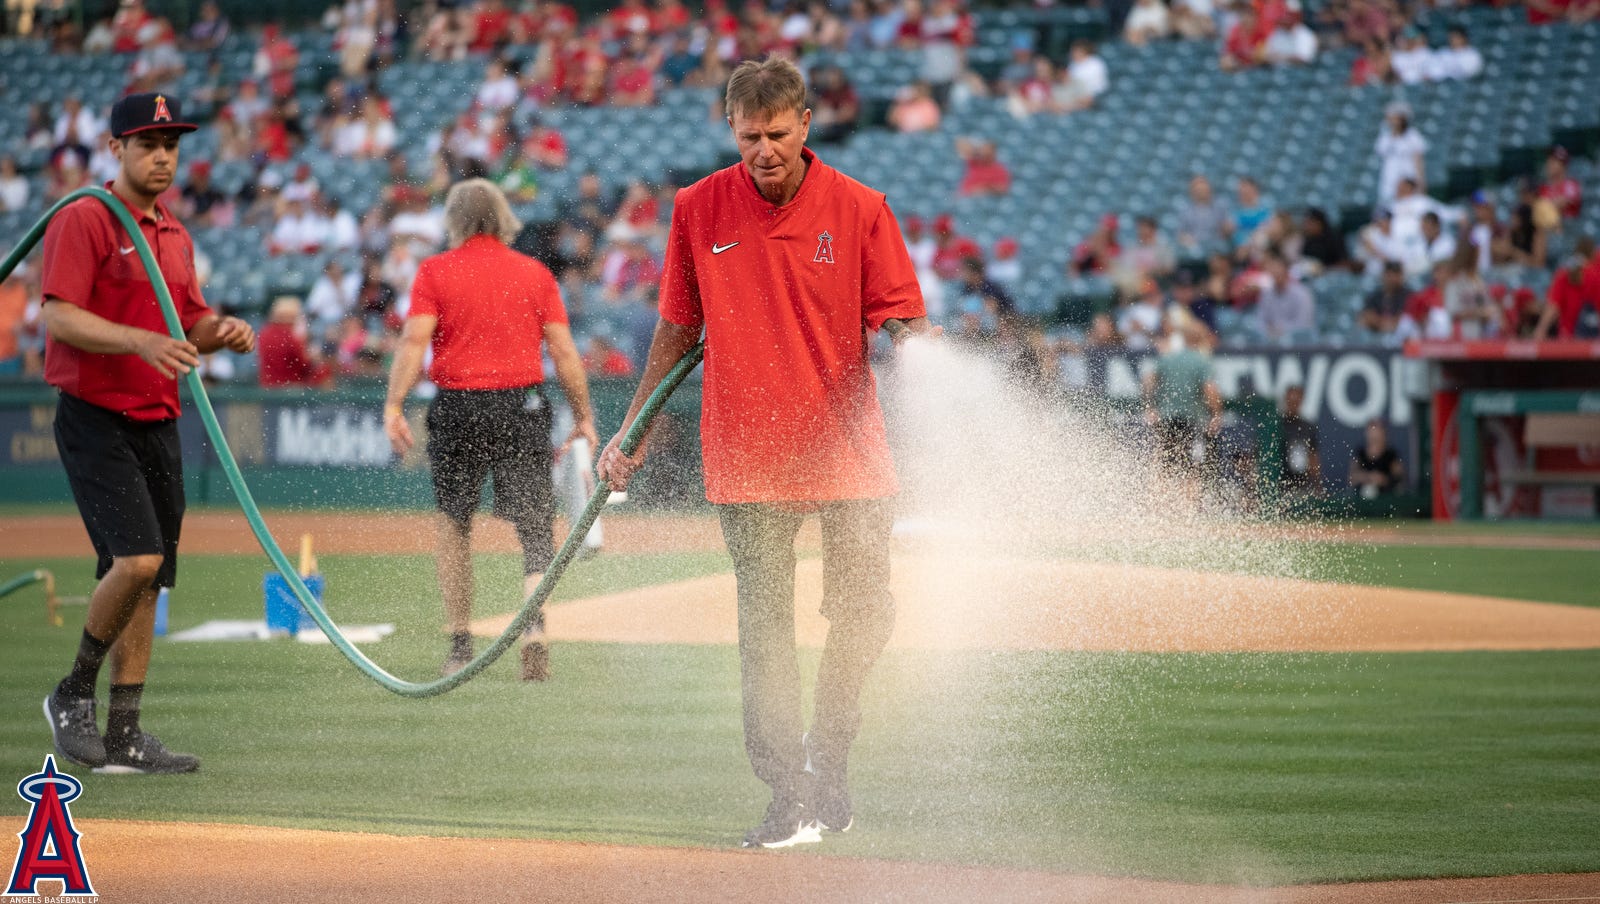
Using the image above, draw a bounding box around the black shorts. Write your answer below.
[1155,418,1206,476]
[54,392,185,589]
[426,385,555,573]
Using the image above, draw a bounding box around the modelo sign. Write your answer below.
[273,408,391,467]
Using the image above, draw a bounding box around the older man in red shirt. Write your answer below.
[39,93,255,775]
[384,178,596,680]
[599,57,932,850]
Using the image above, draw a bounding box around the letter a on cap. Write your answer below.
[153,95,172,122]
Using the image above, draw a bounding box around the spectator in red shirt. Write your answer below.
[257,297,333,387]
[1221,8,1266,71]
[582,334,636,376]
[1538,146,1583,223]
[1497,286,1543,338]
[524,122,569,169]
[653,0,692,33]
[955,137,1011,197]
[1071,214,1122,276]
[1527,0,1573,24]
[255,25,299,100]
[111,0,152,53]
[1399,261,1449,339]
[1333,0,1399,46]
[930,213,982,279]
[1348,38,1395,87]
[568,31,611,106]
[1536,239,1600,339]
[608,0,654,38]
[469,0,514,53]
[611,40,661,107]
[600,233,663,302]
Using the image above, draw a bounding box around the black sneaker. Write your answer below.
[740,796,821,849]
[96,731,200,775]
[44,693,105,769]
[804,732,852,833]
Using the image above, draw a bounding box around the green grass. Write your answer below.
[1044,539,1600,609]
[1317,544,1600,607]
[1347,518,1600,538]
[2,547,1598,883]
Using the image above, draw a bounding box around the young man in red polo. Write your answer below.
[598,57,935,849]
[41,92,256,774]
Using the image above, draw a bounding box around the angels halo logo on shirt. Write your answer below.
[813,231,835,264]
[5,756,97,899]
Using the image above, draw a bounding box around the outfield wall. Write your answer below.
[0,346,1421,510]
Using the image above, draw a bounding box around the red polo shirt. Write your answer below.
[958,159,1012,196]
[658,148,925,504]
[41,183,212,422]
[407,235,567,390]
[1545,266,1595,338]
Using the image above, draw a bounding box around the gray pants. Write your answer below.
[718,498,896,801]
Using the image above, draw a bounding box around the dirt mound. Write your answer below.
[474,556,1600,653]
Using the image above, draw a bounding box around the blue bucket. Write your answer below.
[263,573,324,636]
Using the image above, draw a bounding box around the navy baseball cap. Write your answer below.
[109,93,198,138]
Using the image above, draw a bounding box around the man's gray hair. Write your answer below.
[444,178,522,248]
[724,56,808,121]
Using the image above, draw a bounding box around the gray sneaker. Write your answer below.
[97,731,200,775]
[740,796,821,849]
[44,693,105,769]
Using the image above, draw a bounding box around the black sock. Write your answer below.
[450,631,473,658]
[106,683,144,741]
[56,629,112,700]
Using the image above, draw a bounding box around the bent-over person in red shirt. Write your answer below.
[384,179,596,681]
[41,93,256,775]
[598,57,936,849]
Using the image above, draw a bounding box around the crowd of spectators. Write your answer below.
[2,0,1597,398]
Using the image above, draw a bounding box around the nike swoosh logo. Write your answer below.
[711,242,739,254]
[120,246,135,255]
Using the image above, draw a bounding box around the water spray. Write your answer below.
[0,187,705,697]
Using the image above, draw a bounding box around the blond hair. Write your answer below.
[443,178,522,248]
[724,56,808,121]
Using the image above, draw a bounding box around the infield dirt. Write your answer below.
[75,820,1600,903]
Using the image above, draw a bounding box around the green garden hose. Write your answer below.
[0,186,704,697]
[0,569,63,625]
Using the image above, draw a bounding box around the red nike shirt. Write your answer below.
[659,147,925,504]
[408,235,568,390]
[41,183,212,421]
